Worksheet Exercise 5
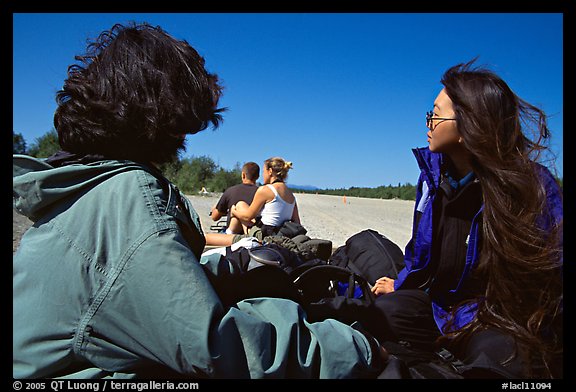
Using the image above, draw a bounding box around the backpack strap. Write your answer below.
[293,265,374,303]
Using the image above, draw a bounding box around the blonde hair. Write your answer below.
[264,157,293,181]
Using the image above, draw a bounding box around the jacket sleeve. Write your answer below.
[87,228,382,379]
[395,171,429,290]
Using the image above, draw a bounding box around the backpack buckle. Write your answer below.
[435,348,467,374]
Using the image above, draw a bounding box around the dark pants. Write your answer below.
[373,289,560,378]
[373,289,440,351]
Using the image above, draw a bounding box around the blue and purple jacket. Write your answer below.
[395,147,563,334]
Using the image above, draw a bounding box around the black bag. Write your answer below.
[292,264,390,337]
[277,220,308,238]
[329,229,405,284]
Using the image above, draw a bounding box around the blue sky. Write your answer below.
[13,13,563,189]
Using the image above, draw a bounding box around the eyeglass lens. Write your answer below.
[426,111,433,129]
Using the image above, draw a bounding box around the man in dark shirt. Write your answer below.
[210,162,259,233]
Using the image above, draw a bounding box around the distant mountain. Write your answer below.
[288,184,320,191]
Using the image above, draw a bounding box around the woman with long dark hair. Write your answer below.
[371,59,563,378]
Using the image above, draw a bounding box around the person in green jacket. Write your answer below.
[12,22,385,379]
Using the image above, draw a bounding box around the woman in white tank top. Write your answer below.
[204,157,301,247]
[259,183,295,227]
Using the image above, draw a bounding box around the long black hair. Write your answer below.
[439,60,563,378]
[54,22,226,163]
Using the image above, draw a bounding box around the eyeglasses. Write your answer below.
[426,111,456,131]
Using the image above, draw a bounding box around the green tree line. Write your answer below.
[295,183,417,201]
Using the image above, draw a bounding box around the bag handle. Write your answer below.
[293,265,375,303]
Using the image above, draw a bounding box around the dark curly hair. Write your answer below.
[54,22,225,163]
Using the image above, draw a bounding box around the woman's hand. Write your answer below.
[371,276,395,296]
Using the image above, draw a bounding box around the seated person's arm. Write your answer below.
[291,202,301,224]
[211,193,230,221]
[210,205,224,221]
[231,187,269,222]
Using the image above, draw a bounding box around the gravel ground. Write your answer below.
[13,193,415,253]
[13,209,33,253]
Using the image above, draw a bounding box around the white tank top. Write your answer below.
[260,184,295,226]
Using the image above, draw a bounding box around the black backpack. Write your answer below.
[329,229,406,284]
